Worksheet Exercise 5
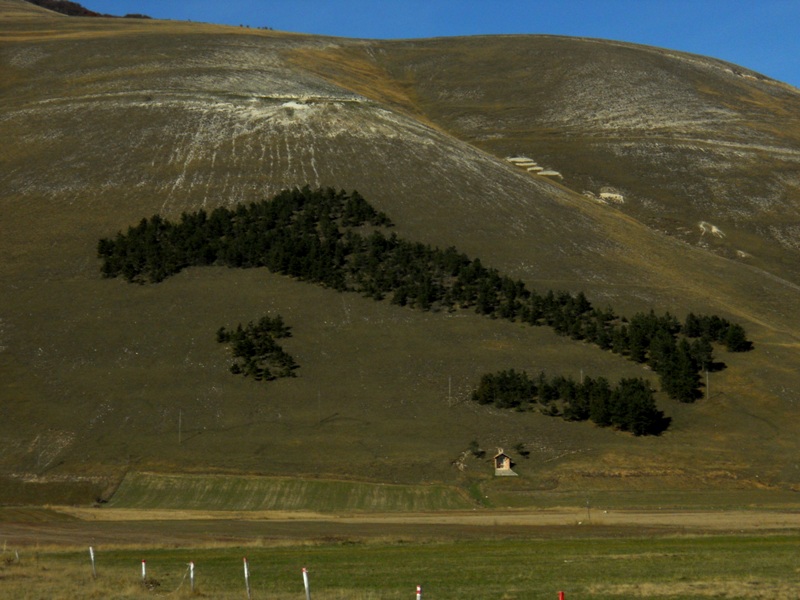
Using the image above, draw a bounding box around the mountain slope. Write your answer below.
[1,0,799,502]
[370,36,800,283]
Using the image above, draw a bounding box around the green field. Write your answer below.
[2,535,798,599]
[108,472,474,511]
[105,472,800,513]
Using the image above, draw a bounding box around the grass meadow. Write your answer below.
[1,534,799,599]
[104,473,800,514]
[107,473,474,512]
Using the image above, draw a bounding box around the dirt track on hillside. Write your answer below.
[3,507,799,548]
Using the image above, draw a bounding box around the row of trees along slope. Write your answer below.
[98,187,753,435]
[472,370,669,436]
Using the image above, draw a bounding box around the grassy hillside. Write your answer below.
[364,37,800,286]
[1,0,799,503]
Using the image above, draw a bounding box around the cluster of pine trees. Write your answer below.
[215,316,297,381]
[345,237,749,400]
[472,369,668,436]
[97,187,391,285]
[98,186,752,408]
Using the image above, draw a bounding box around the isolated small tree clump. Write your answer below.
[513,442,530,458]
[468,440,485,458]
[217,315,297,381]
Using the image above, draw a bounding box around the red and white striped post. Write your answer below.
[416,584,422,600]
[243,557,251,599]
[558,592,566,600]
[303,567,311,600]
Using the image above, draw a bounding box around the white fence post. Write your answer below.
[141,559,146,583]
[303,567,311,600]
[243,557,251,599]
[89,546,97,579]
[189,561,195,592]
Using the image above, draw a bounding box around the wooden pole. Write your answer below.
[448,376,452,406]
[586,497,591,522]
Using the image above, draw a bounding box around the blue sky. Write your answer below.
[82,1,800,88]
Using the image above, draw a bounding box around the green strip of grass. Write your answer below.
[108,472,474,512]
[10,535,800,599]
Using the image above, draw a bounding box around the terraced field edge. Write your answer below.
[107,472,475,512]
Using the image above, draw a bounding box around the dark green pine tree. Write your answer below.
[627,324,648,363]
[615,378,667,436]
[661,339,701,403]
[647,330,677,374]
[588,377,614,427]
[690,336,715,372]
[724,323,752,352]
[683,312,702,337]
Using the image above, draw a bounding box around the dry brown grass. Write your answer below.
[49,505,800,531]
[591,580,800,599]
[0,554,382,600]
[289,45,425,119]
[0,0,298,42]
[0,559,194,600]
[52,506,331,522]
